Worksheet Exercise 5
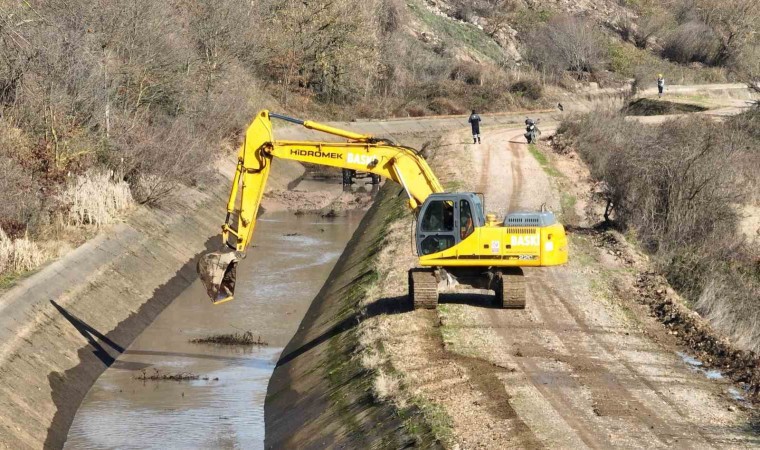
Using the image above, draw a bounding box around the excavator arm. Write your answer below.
[198,110,443,304]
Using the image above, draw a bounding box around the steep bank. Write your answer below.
[265,184,440,448]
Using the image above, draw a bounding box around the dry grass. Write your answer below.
[0,228,48,275]
[58,171,134,228]
[696,272,760,351]
[374,369,402,401]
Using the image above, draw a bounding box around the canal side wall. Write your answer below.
[0,162,304,450]
[265,184,441,448]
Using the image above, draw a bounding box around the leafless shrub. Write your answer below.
[449,63,483,85]
[524,15,608,77]
[509,78,543,100]
[452,1,475,22]
[481,0,520,36]
[427,97,465,115]
[692,0,760,67]
[558,110,760,351]
[405,105,426,117]
[109,116,218,206]
[662,21,722,65]
[694,263,760,352]
[633,13,673,49]
[255,0,383,105]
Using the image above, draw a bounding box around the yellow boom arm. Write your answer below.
[198,110,443,304]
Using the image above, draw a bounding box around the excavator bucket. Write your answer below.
[197,251,238,305]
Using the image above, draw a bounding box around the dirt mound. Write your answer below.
[623,98,708,116]
[634,271,760,399]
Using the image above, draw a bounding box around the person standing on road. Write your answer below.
[468,110,482,144]
[657,74,665,98]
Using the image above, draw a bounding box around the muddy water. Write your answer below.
[64,210,364,449]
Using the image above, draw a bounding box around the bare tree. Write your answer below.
[254,0,382,105]
[524,15,608,77]
[692,0,760,66]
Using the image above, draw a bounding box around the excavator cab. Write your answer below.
[417,193,485,256]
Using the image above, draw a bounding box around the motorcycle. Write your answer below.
[524,118,541,144]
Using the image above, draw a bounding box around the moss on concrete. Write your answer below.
[265,184,441,448]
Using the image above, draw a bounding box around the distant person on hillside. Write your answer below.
[468,110,481,144]
[657,74,665,98]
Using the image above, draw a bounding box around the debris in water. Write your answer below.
[190,331,268,346]
[136,369,199,381]
[321,209,338,218]
[284,232,301,237]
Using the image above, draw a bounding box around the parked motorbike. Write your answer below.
[524,118,541,144]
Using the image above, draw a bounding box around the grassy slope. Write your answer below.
[265,184,443,448]
[407,0,506,63]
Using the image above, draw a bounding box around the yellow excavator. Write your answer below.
[197,110,568,309]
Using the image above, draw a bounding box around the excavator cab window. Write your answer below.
[460,199,474,240]
[419,200,456,255]
[421,200,454,232]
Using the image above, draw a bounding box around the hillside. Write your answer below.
[1,0,758,307]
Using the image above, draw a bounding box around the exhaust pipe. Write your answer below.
[197,251,238,305]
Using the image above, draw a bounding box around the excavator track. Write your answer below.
[409,268,438,310]
[497,268,526,309]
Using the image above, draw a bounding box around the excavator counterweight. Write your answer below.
[198,110,568,307]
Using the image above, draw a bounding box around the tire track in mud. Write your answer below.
[541,268,739,447]
[507,139,524,211]
[526,273,688,447]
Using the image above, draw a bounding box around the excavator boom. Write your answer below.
[198,110,443,304]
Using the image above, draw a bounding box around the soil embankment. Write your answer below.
[265,184,440,448]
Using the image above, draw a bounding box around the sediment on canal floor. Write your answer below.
[265,184,440,449]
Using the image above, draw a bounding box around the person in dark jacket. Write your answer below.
[657,74,665,98]
[468,110,481,144]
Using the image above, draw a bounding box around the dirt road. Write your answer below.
[374,127,759,448]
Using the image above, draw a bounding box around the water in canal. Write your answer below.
[64,210,364,449]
